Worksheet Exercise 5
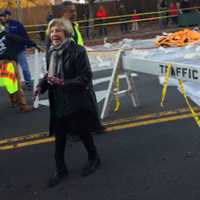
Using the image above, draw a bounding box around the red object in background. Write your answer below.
[96,7,108,19]
[169,3,178,16]
[132,14,140,21]
[148,16,156,21]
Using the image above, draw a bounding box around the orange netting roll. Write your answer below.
[155,29,200,47]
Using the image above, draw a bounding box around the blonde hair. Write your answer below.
[46,18,74,38]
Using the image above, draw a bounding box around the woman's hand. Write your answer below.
[48,76,64,86]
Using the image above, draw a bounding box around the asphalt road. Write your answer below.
[1,71,200,200]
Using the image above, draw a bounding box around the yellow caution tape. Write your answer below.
[23,6,200,28]
[26,6,200,35]
[160,64,172,107]
[178,79,200,127]
[160,63,200,127]
[114,71,121,112]
[76,6,200,24]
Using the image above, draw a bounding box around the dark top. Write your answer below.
[180,0,190,12]
[5,19,30,52]
[0,31,36,61]
[39,41,101,135]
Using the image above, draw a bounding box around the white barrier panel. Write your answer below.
[123,56,200,83]
[30,49,139,119]
[100,50,122,119]
[19,52,46,82]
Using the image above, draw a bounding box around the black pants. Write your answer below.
[120,23,128,33]
[98,19,107,36]
[54,112,98,173]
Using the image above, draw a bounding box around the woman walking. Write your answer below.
[35,18,101,187]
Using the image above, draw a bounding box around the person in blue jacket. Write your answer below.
[2,10,34,90]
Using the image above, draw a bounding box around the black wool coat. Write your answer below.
[39,41,101,135]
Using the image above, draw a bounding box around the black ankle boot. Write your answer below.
[81,155,101,177]
[47,169,68,188]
